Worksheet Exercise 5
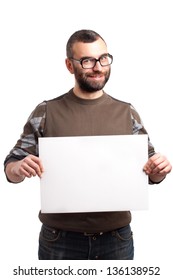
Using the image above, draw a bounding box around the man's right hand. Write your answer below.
[5,155,44,183]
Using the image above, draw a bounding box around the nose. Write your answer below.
[93,60,102,71]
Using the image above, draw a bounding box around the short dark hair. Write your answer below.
[66,29,106,58]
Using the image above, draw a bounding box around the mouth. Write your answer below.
[87,73,104,80]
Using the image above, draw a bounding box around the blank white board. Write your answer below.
[39,135,148,213]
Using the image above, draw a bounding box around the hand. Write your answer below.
[143,153,172,183]
[14,155,44,178]
[6,155,44,183]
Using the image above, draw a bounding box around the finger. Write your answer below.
[147,160,171,175]
[21,157,43,178]
[30,156,44,175]
[20,161,37,177]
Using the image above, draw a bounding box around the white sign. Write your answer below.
[39,135,148,213]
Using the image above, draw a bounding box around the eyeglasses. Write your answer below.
[70,53,113,69]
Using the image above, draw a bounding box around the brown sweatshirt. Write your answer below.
[4,89,155,232]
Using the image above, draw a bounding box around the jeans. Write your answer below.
[38,224,134,260]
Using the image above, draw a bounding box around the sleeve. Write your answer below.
[130,104,155,158]
[4,101,47,167]
[130,104,158,185]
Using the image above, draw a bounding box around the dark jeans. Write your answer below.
[38,224,134,260]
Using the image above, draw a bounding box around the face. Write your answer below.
[66,38,111,93]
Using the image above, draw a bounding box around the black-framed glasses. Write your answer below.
[70,53,113,69]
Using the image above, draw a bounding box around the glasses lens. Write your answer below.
[99,54,113,66]
[81,58,96,69]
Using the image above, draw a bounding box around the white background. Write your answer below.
[0,0,173,278]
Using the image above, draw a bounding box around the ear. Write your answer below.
[65,58,74,74]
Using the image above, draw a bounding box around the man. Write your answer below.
[4,29,172,260]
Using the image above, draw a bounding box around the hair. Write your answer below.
[66,29,106,58]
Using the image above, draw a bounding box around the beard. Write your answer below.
[73,67,111,93]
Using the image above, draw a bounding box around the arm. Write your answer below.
[130,105,172,183]
[5,155,44,183]
[4,101,46,183]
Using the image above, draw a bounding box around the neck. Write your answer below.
[73,87,103,100]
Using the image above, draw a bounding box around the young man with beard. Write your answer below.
[4,29,172,260]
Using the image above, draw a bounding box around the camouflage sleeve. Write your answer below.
[130,104,157,185]
[4,101,46,166]
[130,104,155,158]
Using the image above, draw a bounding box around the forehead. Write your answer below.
[72,38,108,58]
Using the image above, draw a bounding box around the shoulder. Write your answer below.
[105,93,142,121]
[29,91,70,117]
[106,93,131,106]
[45,91,70,104]
[28,101,47,119]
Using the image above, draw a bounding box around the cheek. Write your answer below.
[74,67,84,77]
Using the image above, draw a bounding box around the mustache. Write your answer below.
[86,71,104,77]
[87,70,103,74]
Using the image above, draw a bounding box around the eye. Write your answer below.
[82,58,95,64]
[100,54,108,62]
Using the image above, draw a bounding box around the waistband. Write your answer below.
[83,232,104,236]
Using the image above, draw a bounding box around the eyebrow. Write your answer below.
[79,53,109,60]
